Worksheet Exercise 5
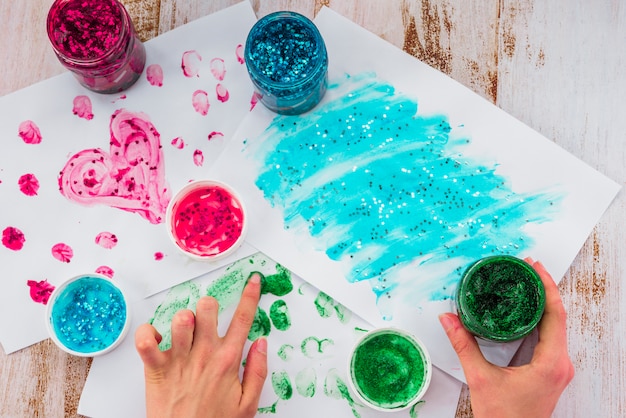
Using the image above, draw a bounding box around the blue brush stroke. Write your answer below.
[248,73,562,318]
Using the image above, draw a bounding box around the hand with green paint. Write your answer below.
[135,273,268,418]
[439,259,574,418]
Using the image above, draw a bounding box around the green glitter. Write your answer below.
[295,367,317,397]
[150,281,200,351]
[271,370,293,400]
[248,307,271,340]
[269,299,291,331]
[301,336,334,358]
[457,255,546,342]
[350,330,426,410]
[261,264,294,296]
[277,344,294,361]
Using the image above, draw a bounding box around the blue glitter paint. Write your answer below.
[248,73,563,317]
[50,276,126,354]
[244,11,328,115]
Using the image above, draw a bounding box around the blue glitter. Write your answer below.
[244,11,328,115]
[50,276,126,354]
[247,73,563,317]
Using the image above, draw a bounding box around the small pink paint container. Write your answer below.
[46,273,131,357]
[166,180,248,261]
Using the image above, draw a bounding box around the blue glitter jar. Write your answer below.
[244,11,328,115]
[46,273,130,356]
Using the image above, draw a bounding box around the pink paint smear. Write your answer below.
[27,280,55,305]
[18,173,40,196]
[95,231,118,249]
[72,95,94,120]
[146,64,164,86]
[58,109,171,224]
[154,251,164,260]
[2,226,25,251]
[51,243,73,263]
[18,120,42,144]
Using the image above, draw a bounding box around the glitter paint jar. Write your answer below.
[166,180,248,261]
[244,11,328,115]
[348,328,432,412]
[456,255,546,343]
[46,274,130,356]
[46,0,146,93]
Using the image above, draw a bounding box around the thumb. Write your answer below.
[439,313,490,376]
[241,337,268,409]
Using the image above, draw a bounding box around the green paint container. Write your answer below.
[348,328,431,412]
[456,255,546,342]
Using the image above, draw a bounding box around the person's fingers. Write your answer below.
[240,337,268,413]
[135,323,166,370]
[192,296,220,350]
[439,312,491,380]
[170,309,196,358]
[225,273,262,347]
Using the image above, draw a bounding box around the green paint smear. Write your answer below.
[248,307,271,340]
[410,400,426,418]
[277,344,294,361]
[271,370,293,400]
[261,264,293,296]
[324,368,362,418]
[351,331,426,409]
[301,336,334,358]
[258,399,278,414]
[269,299,291,331]
[295,367,317,397]
[149,281,200,351]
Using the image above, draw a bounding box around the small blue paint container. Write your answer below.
[244,11,328,115]
[46,273,130,356]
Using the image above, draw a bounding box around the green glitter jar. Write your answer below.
[456,255,546,343]
[348,328,432,412]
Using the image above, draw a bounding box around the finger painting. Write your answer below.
[0,2,258,353]
[79,253,463,418]
[208,8,620,381]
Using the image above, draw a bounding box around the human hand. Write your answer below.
[439,258,574,418]
[135,273,268,418]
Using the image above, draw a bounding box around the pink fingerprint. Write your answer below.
[95,231,118,249]
[193,150,204,167]
[216,84,230,103]
[18,173,40,196]
[235,44,244,64]
[154,251,164,261]
[182,50,202,77]
[27,280,55,305]
[171,137,185,149]
[250,92,261,111]
[208,131,224,141]
[18,120,42,144]
[146,64,164,86]
[2,226,25,251]
[192,90,210,115]
[210,58,226,81]
[96,266,114,278]
[72,95,94,120]
[51,243,73,263]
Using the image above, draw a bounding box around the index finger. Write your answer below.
[529,260,569,363]
[224,272,262,347]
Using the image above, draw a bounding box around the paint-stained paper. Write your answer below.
[208,7,621,382]
[0,2,258,353]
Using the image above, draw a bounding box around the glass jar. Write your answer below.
[455,255,546,343]
[46,0,146,94]
[244,11,328,115]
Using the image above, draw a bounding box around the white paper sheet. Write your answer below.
[0,1,259,354]
[79,252,463,418]
[207,7,621,383]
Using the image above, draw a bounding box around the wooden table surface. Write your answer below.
[1,1,624,417]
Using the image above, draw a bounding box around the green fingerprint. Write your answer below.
[301,336,334,358]
[295,368,317,397]
[324,368,361,418]
[261,264,293,296]
[271,370,293,400]
[248,307,271,340]
[314,291,334,318]
[277,344,294,361]
[269,299,291,331]
[410,400,426,417]
[258,400,278,414]
[149,281,200,351]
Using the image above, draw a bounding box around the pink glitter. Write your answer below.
[51,243,74,263]
[2,226,25,251]
[27,280,55,305]
[18,120,42,144]
[72,95,94,120]
[18,173,40,196]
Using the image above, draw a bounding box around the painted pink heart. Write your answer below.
[58,109,170,224]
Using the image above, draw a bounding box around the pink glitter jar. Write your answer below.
[46,0,146,93]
